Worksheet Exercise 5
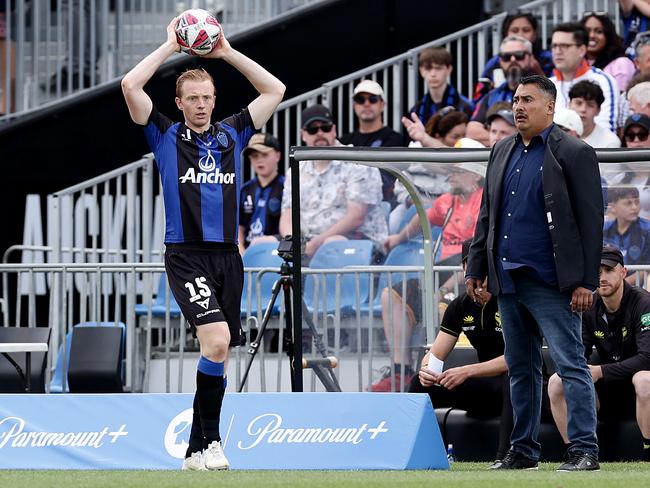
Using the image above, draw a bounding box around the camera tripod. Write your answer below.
[238,260,341,392]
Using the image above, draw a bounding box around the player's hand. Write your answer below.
[465,277,485,304]
[418,367,440,388]
[437,366,469,390]
[204,27,232,59]
[571,286,594,312]
[401,113,426,142]
[166,17,181,52]
[588,364,602,382]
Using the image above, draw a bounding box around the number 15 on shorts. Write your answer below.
[185,276,212,303]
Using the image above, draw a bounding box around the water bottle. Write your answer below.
[446,443,455,464]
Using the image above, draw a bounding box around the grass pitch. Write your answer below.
[2,462,649,488]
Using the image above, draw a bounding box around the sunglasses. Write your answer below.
[304,123,334,135]
[353,94,381,104]
[582,10,608,18]
[438,105,457,118]
[624,130,649,142]
[499,50,529,61]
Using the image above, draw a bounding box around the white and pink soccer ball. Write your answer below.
[175,9,222,56]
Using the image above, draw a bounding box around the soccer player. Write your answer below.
[121,18,285,470]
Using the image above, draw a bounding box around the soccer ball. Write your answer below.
[175,9,221,56]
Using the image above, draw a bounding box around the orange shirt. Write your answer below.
[426,189,484,260]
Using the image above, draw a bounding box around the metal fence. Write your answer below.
[0,0,323,119]
[263,0,621,170]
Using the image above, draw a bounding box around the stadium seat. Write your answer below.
[0,326,51,393]
[303,240,375,314]
[360,240,426,316]
[49,322,126,393]
[67,326,124,393]
[134,273,181,318]
[241,242,284,317]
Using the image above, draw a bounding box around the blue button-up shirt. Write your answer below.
[496,124,556,293]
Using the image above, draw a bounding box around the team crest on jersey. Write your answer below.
[216,131,228,147]
[463,315,474,324]
[594,330,605,339]
[199,150,216,172]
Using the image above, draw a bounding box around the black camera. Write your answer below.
[277,235,294,262]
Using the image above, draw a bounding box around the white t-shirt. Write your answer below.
[582,123,622,148]
[551,66,619,132]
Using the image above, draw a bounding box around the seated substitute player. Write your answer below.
[238,132,284,255]
[548,245,650,463]
[407,239,512,464]
[121,18,285,470]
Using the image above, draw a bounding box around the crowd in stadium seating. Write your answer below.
[238,8,650,415]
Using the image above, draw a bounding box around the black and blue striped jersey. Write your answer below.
[144,106,254,244]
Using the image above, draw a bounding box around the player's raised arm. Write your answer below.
[204,32,285,129]
[121,18,181,125]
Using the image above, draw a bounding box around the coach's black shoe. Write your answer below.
[489,450,538,470]
[557,451,600,471]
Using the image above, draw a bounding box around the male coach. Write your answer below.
[121,18,285,470]
[465,75,603,471]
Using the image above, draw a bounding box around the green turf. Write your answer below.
[2,463,649,488]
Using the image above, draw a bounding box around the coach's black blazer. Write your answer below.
[466,124,603,295]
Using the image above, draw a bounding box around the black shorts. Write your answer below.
[164,244,245,347]
[595,378,637,421]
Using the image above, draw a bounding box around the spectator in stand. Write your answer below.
[548,244,650,462]
[279,104,387,258]
[405,47,474,134]
[238,133,284,255]
[624,113,650,146]
[553,107,584,138]
[616,115,650,220]
[391,108,470,232]
[485,102,518,147]
[634,32,650,75]
[407,239,513,464]
[550,22,619,133]
[402,106,468,149]
[569,81,622,147]
[628,81,650,116]
[467,35,541,146]
[475,11,553,102]
[340,79,403,207]
[374,164,485,392]
[620,1,650,51]
[603,187,650,277]
[582,12,636,92]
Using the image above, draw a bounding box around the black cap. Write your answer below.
[461,239,473,263]
[486,108,515,127]
[624,113,650,132]
[301,104,334,128]
[601,244,624,268]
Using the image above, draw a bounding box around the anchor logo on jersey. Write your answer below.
[199,150,216,172]
[216,131,228,147]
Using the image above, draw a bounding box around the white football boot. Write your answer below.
[203,440,230,470]
[181,451,207,471]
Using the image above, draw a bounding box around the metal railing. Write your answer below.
[0,0,324,120]
[264,0,621,170]
[0,260,454,393]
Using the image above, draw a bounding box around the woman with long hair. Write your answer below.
[581,11,636,91]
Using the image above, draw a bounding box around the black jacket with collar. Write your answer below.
[583,281,650,381]
[466,124,603,295]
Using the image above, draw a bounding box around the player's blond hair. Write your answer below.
[175,68,216,98]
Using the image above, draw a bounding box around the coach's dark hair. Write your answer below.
[519,75,557,101]
[552,22,589,46]
[568,80,605,107]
